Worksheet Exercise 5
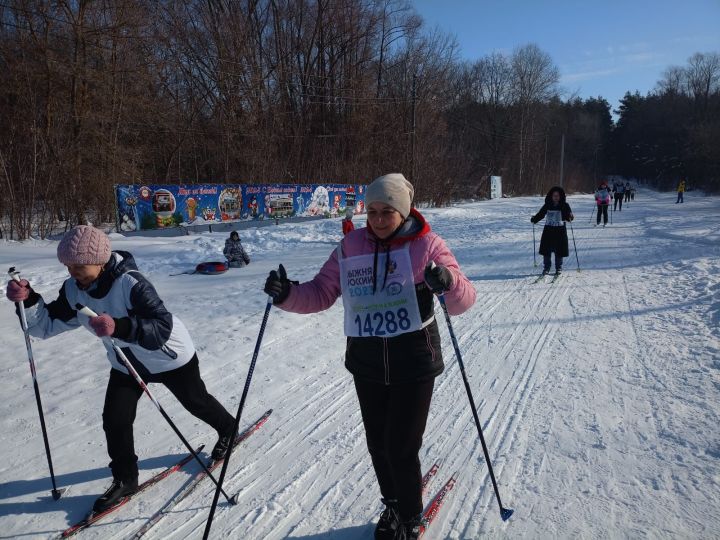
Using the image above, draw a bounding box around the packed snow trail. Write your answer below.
[1,189,719,539]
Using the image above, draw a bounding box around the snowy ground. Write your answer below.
[1,189,719,539]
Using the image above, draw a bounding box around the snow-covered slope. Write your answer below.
[1,189,719,539]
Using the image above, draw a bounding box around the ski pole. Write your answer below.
[611,203,614,224]
[428,267,513,521]
[7,267,66,501]
[75,303,237,506]
[203,296,273,540]
[589,206,595,223]
[532,224,537,267]
[569,221,581,272]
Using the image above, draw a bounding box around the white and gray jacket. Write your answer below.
[21,251,195,377]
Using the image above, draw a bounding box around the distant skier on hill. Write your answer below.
[5,226,236,514]
[594,181,612,227]
[624,182,632,203]
[531,186,574,275]
[613,180,625,212]
[223,230,251,268]
[262,173,476,540]
[676,179,686,203]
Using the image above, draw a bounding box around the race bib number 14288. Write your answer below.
[354,308,412,337]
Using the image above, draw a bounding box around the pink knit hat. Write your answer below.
[57,226,112,266]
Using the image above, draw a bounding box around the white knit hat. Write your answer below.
[365,173,414,218]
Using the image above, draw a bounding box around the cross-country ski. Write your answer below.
[418,474,458,538]
[132,410,272,539]
[59,446,202,538]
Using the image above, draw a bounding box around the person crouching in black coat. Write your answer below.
[531,186,574,275]
[223,231,251,268]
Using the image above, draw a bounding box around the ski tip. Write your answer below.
[52,487,68,500]
[500,507,514,521]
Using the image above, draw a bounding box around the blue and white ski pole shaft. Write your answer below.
[75,304,236,505]
[203,295,273,540]
[429,263,514,521]
[532,223,538,267]
[8,267,66,500]
[569,221,581,272]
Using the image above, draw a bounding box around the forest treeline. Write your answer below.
[1,0,718,239]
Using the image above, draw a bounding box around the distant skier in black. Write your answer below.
[613,181,625,212]
[624,182,632,203]
[531,186,574,275]
[223,231,250,268]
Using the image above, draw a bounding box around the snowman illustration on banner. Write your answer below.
[119,194,139,232]
[306,186,330,216]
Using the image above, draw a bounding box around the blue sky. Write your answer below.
[412,0,720,114]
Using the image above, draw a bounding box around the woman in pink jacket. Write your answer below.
[263,173,476,539]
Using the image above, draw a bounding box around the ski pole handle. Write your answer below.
[76,305,98,317]
[8,266,21,282]
[426,260,446,295]
[8,267,31,333]
[75,304,156,402]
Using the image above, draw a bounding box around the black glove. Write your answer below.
[530,216,539,224]
[264,264,293,304]
[424,263,453,293]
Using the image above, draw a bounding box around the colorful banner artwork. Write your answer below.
[115,183,366,231]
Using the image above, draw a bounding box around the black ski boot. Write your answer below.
[374,498,400,539]
[397,514,424,540]
[93,477,138,513]
[211,428,235,461]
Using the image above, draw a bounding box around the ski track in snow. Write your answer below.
[1,190,719,539]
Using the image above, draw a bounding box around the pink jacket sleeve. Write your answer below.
[425,235,476,316]
[277,249,342,314]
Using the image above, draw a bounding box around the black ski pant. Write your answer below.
[354,377,434,521]
[596,204,609,225]
[103,355,234,481]
[614,194,623,211]
[543,253,563,272]
[624,191,631,202]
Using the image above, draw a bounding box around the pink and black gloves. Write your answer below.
[424,263,453,293]
[88,314,116,337]
[6,279,31,303]
[263,264,294,304]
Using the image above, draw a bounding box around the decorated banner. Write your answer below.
[115,183,366,231]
